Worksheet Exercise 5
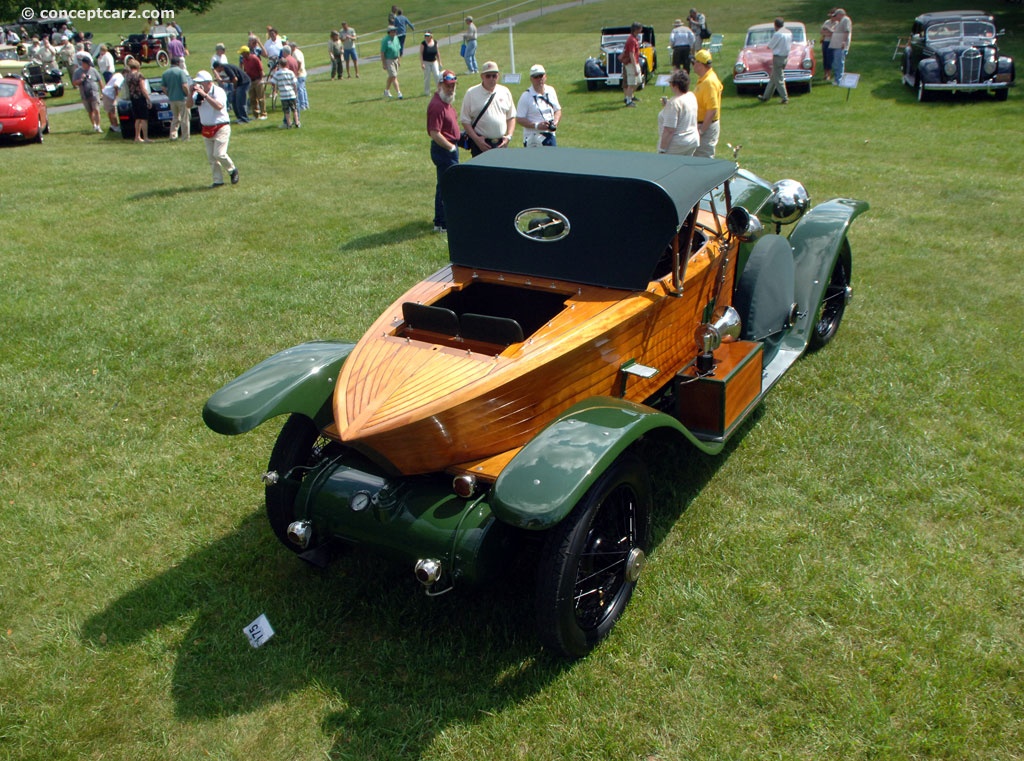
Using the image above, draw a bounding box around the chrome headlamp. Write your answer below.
[769,180,810,225]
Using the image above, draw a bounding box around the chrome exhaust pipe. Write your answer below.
[287,520,312,549]
[414,558,442,586]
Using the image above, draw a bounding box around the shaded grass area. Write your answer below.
[2,0,1023,759]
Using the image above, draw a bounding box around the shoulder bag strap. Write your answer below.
[471,92,496,130]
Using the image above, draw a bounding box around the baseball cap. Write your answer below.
[529,64,545,77]
[193,70,213,82]
[480,60,499,74]
[694,49,712,64]
[238,45,250,54]
[440,69,457,82]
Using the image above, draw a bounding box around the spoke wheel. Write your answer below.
[808,248,850,352]
[265,414,325,551]
[536,454,652,658]
[156,51,170,68]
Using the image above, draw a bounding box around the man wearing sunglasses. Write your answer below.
[459,61,516,156]
[427,70,460,233]
[516,64,561,147]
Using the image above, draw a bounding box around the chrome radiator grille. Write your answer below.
[959,49,982,83]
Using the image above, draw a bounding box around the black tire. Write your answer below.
[123,55,138,68]
[266,414,323,551]
[535,454,652,658]
[586,79,598,91]
[156,50,170,68]
[33,116,43,143]
[994,87,1009,102]
[808,245,850,352]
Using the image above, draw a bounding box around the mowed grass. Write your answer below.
[2,0,1023,759]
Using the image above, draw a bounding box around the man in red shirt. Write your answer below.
[621,22,643,107]
[239,46,265,119]
[426,69,460,233]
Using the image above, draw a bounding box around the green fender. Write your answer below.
[783,197,869,354]
[490,396,721,530]
[203,341,355,435]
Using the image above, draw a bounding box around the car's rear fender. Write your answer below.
[783,198,869,356]
[490,397,721,530]
[203,341,354,435]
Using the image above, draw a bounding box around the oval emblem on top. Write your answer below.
[514,208,571,242]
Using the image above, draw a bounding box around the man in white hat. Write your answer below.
[516,64,561,147]
[459,61,516,155]
[669,18,696,73]
[192,70,239,187]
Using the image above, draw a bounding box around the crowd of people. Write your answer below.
[34,6,852,219]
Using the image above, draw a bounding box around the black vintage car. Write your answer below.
[583,25,657,91]
[900,10,1014,101]
[116,76,199,139]
[0,44,64,97]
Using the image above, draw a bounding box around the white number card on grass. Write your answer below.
[244,613,275,649]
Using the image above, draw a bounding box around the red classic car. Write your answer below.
[0,75,48,143]
[733,21,816,95]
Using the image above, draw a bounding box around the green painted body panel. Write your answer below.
[783,198,869,354]
[203,341,355,435]
[491,397,721,530]
[294,451,517,586]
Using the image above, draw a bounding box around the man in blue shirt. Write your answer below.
[759,17,792,104]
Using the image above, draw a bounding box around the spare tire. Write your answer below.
[733,235,795,362]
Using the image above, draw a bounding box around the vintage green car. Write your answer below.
[204,149,868,657]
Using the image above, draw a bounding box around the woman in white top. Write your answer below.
[657,69,699,156]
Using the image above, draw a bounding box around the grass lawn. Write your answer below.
[2,0,1023,759]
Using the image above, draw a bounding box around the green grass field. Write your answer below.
[2,0,1023,758]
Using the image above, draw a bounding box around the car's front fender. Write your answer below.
[203,341,354,435]
[490,397,719,530]
[784,198,869,354]
[917,56,941,84]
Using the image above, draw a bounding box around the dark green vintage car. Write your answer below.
[205,149,868,657]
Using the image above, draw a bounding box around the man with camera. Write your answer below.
[192,70,239,188]
[516,64,561,148]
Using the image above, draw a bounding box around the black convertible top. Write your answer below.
[441,149,737,291]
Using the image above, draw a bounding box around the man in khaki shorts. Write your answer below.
[621,22,643,107]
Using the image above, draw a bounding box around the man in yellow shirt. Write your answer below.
[692,49,723,158]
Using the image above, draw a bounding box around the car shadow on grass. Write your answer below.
[79,504,573,756]
[340,220,430,251]
[78,407,762,757]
